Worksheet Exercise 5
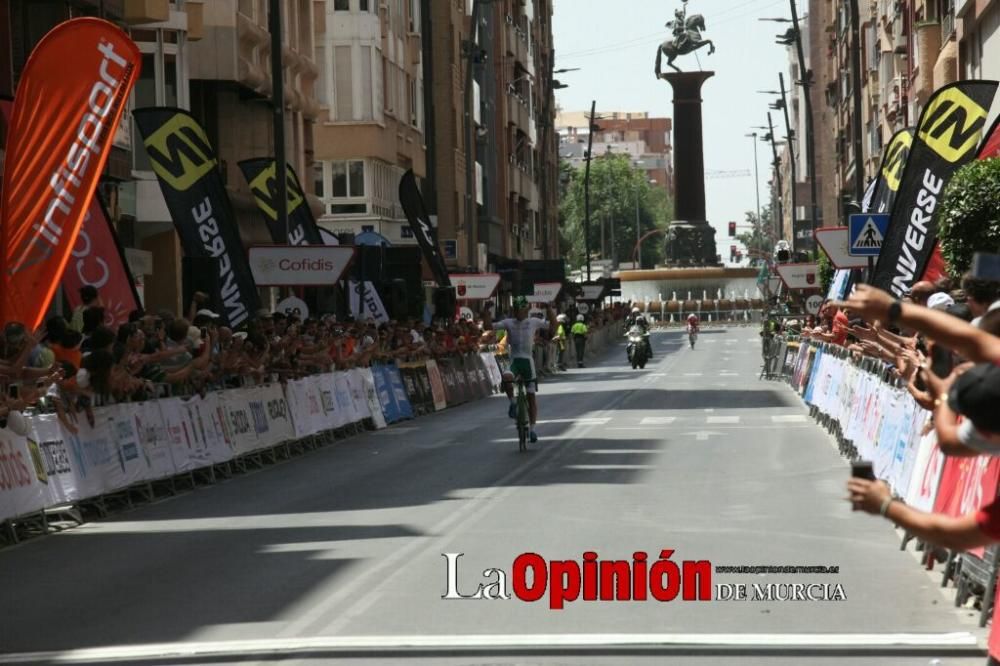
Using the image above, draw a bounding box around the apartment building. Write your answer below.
[958,0,1000,80]
[310,0,426,246]
[556,110,674,198]
[810,0,959,227]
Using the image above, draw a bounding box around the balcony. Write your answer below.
[124,0,169,24]
[505,21,529,66]
[506,90,531,132]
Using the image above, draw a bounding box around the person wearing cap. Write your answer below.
[482,297,557,444]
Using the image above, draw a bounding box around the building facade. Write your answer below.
[809,0,959,232]
[311,0,426,246]
[556,110,674,198]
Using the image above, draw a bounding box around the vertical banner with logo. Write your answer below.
[133,107,261,328]
[0,18,140,329]
[238,158,324,246]
[871,81,999,296]
[869,128,914,215]
[62,195,142,325]
[398,169,451,287]
[349,280,390,324]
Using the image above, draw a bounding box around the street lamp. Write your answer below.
[744,132,761,231]
[760,2,819,249]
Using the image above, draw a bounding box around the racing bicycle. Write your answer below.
[688,326,698,349]
[514,376,530,453]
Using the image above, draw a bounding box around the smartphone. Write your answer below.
[851,460,876,481]
[971,252,1000,281]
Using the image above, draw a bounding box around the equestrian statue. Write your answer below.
[655,1,715,77]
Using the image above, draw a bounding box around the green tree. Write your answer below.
[559,154,673,270]
[937,158,1000,278]
[735,206,774,267]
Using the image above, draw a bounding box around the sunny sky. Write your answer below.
[552,0,806,249]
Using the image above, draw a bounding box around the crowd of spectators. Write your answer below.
[0,288,626,435]
[781,270,1000,553]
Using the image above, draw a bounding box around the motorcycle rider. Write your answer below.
[625,307,653,359]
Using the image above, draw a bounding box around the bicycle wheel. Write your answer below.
[516,390,529,452]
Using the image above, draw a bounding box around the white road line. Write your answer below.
[535,418,612,426]
[772,415,809,423]
[586,449,657,454]
[640,416,677,425]
[683,373,703,377]
[707,416,740,424]
[704,408,715,413]
[720,372,739,377]
[569,465,656,470]
[0,633,980,663]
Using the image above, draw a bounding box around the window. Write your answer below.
[362,225,375,233]
[313,163,325,198]
[334,0,349,10]
[238,0,255,17]
[315,45,327,104]
[401,226,414,238]
[409,0,419,32]
[331,161,348,197]
[360,0,370,10]
[349,160,366,196]
[334,46,353,120]
[409,76,419,127]
[360,47,374,119]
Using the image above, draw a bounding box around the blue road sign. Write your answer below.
[848,214,890,257]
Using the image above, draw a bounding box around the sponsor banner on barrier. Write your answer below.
[0,427,50,521]
[387,365,414,420]
[26,414,81,506]
[360,368,388,429]
[345,370,373,422]
[425,361,448,411]
[371,365,402,424]
[480,353,503,387]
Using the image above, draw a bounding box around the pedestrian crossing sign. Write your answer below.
[848,214,890,257]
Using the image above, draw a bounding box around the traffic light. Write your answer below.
[730,245,737,261]
[728,221,736,237]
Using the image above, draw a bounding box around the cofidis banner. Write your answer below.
[0,18,140,329]
[238,158,324,246]
[133,107,260,328]
[871,81,998,297]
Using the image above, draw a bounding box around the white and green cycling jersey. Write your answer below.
[494,317,550,359]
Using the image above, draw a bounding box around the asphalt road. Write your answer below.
[0,326,989,665]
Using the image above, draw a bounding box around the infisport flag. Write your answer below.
[869,127,914,215]
[0,18,140,329]
[399,169,451,287]
[0,98,141,326]
[238,158,324,246]
[871,81,998,297]
[133,107,260,329]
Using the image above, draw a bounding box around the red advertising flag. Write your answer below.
[0,18,140,330]
[62,196,141,326]
[978,116,1000,159]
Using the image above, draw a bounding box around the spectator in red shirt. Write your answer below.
[812,300,850,346]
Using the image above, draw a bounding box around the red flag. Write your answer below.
[0,18,140,329]
[62,196,141,326]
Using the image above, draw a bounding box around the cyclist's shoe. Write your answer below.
[508,402,517,419]
[529,430,538,443]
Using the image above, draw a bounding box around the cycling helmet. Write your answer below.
[513,296,529,310]
[576,314,585,322]
[557,314,568,323]
[688,313,698,320]
[632,307,641,314]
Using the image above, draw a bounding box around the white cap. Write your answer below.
[196,308,220,319]
[233,331,248,341]
[576,314,585,322]
[927,293,955,310]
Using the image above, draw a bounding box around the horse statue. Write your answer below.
[655,7,715,77]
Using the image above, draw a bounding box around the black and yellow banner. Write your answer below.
[133,107,260,329]
[238,158,324,246]
[871,81,998,297]
[399,169,451,287]
[869,127,914,215]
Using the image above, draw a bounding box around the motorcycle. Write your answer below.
[626,326,650,369]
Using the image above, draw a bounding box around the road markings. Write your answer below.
[720,372,739,377]
[586,449,657,455]
[683,373,703,377]
[682,430,723,441]
[535,418,612,426]
[640,416,678,425]
[569,464,656,470]
[707,416,740,424]
[0,633,979,663]
[772,415,809,423]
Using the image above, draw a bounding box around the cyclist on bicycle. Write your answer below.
[686,313,700,333]
[483,297,556,443]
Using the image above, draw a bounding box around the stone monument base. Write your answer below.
[664,220,720,267]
